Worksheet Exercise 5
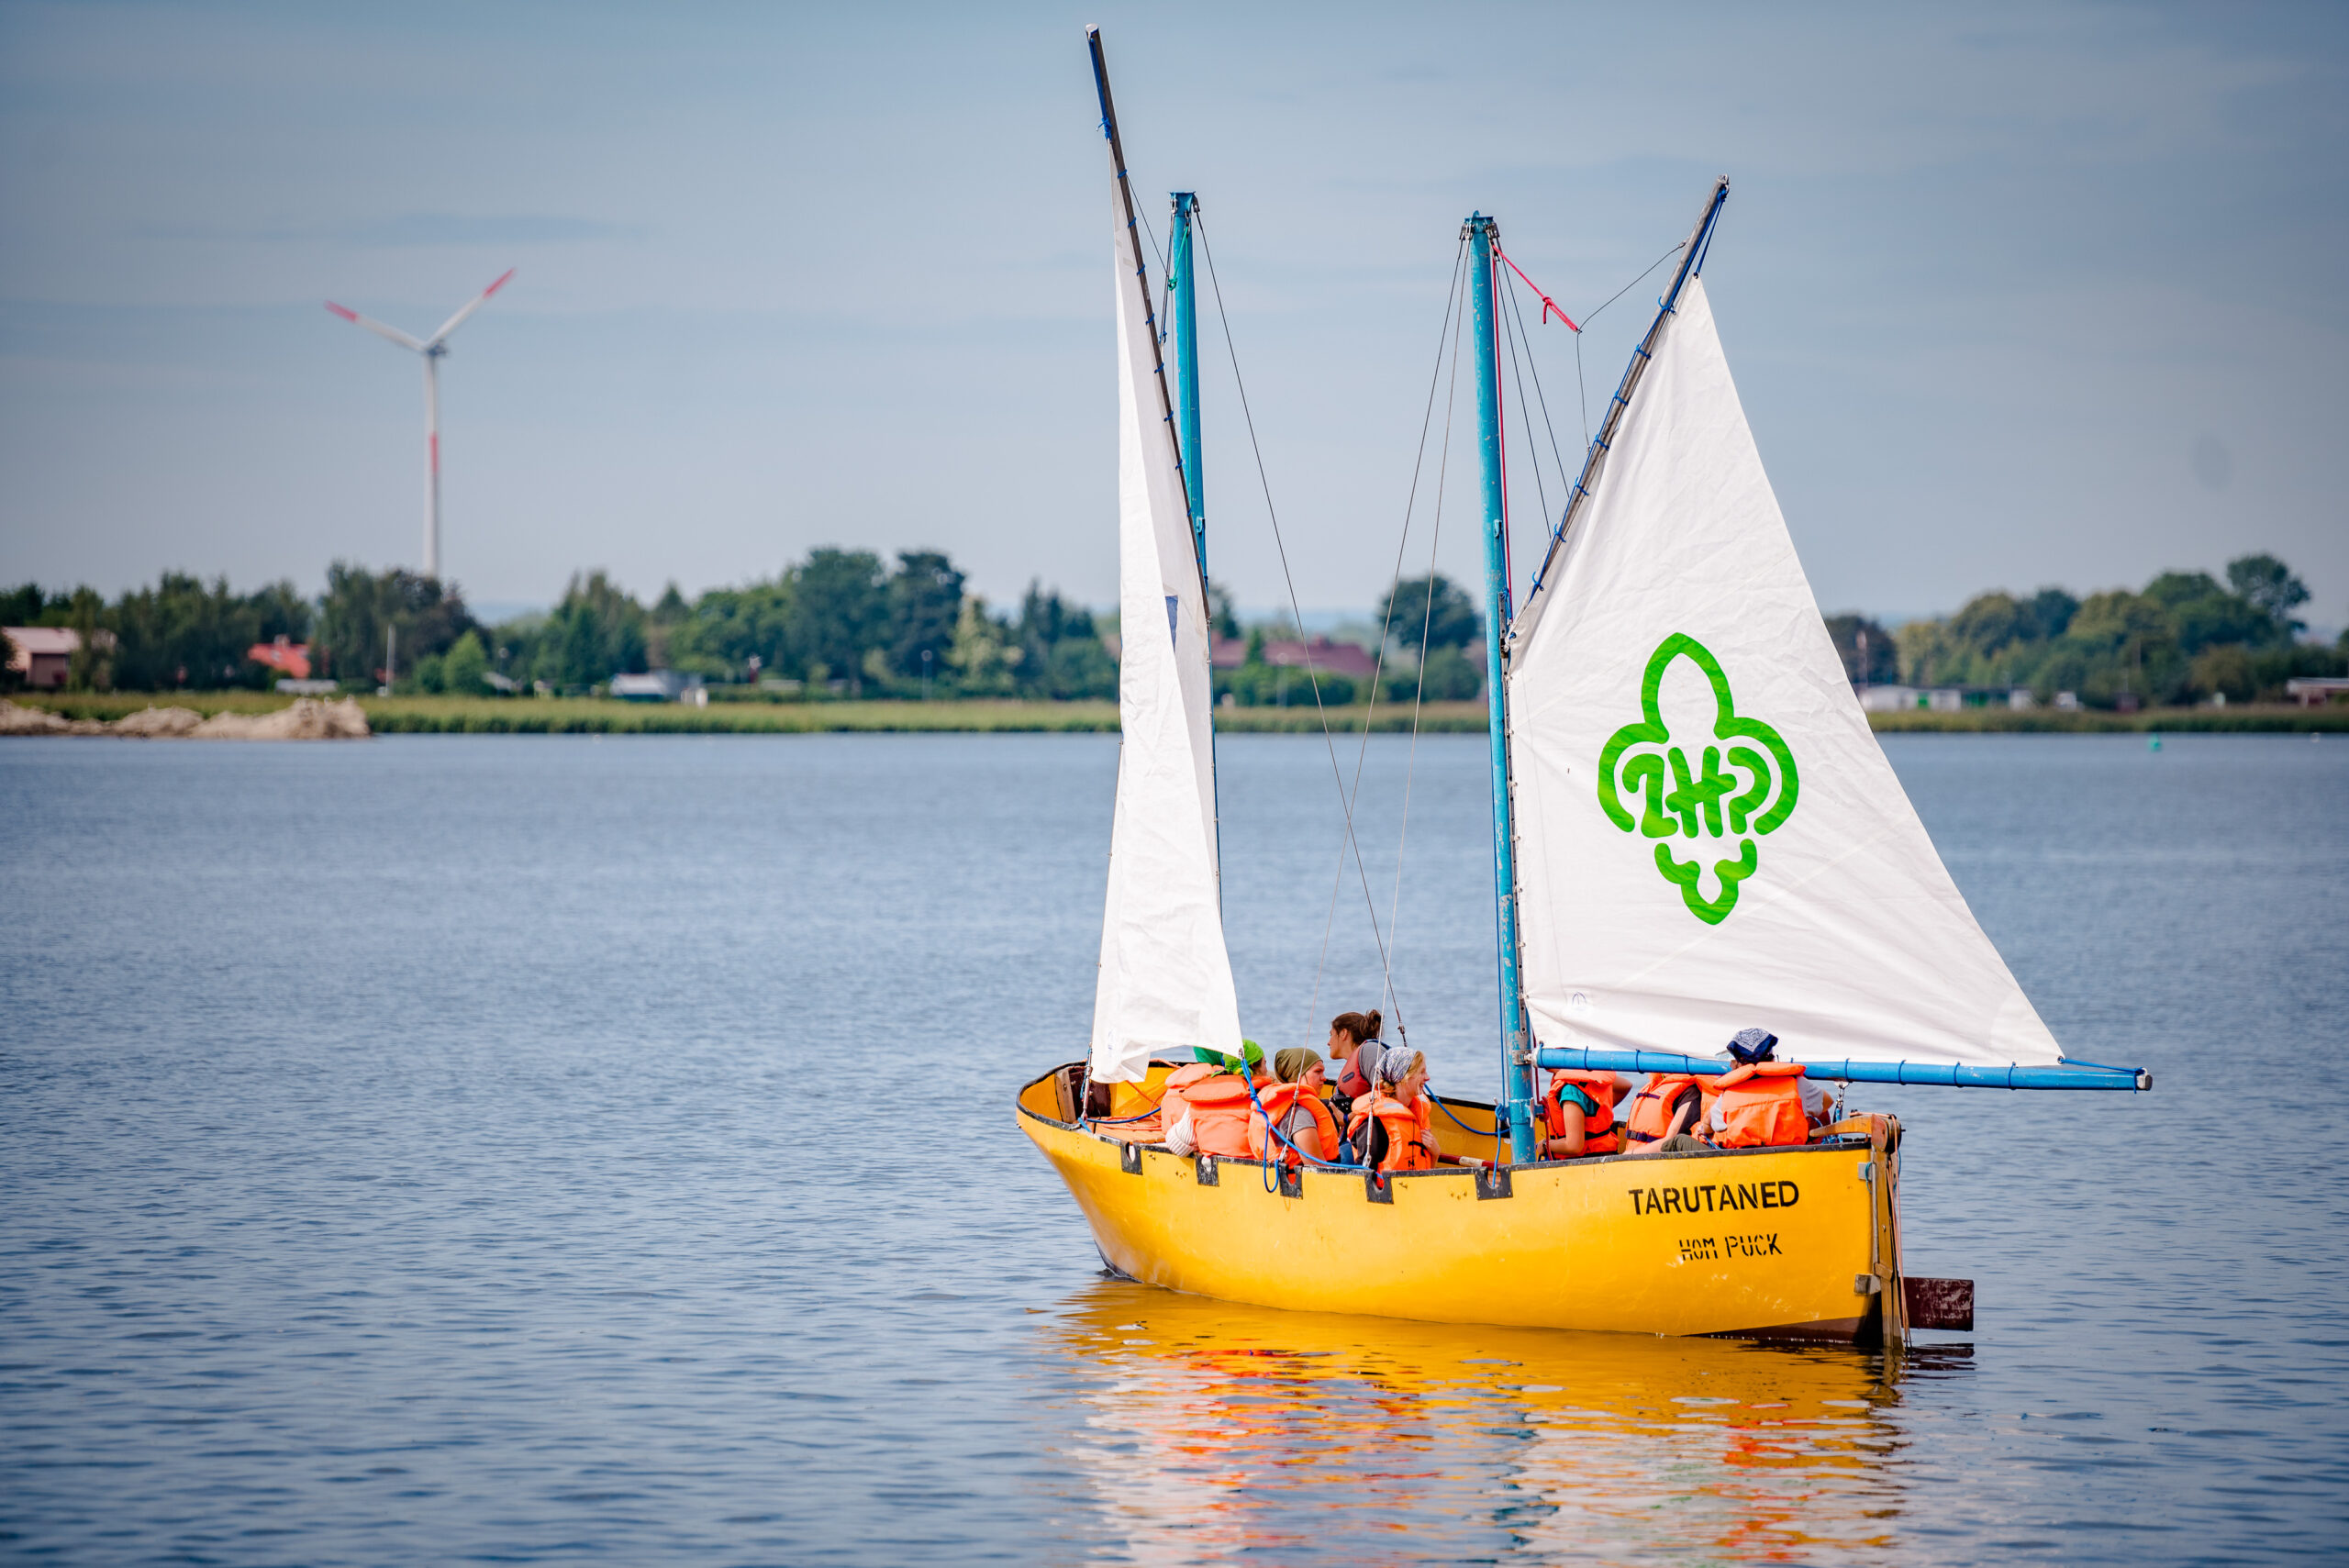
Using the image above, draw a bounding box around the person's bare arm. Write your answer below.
[1620,1096,1696,1158]
[1540,1117,1586,1160]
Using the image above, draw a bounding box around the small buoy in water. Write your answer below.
[2148,733,2163,752]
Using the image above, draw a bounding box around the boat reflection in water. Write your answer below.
[1045,1282,1959,1563]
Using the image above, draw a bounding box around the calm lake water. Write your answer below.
[3,730,2343,1564]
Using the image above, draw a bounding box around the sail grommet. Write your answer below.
[1475,1166,1514,1201]
[1194,1155,1219,1186]
[1364,1172,1394,1205]
[1119,1142,1142,1175]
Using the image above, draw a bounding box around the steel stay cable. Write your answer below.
[1567,241,1685,496]
[1500,272,1553,545]
[1584,240,1687,332]
[1575,329,1589,451]
[1136,201,1172,344]
[1313,235,1469,1044]
[1491,241,1513,598]
[1388,258,1470,987]
[1488,241,1578,330]
[1193,215,1404,1045]
[1503,266,1575,542]
[1529,228,1708,611]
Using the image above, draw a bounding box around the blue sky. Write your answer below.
[3,1,2343,628]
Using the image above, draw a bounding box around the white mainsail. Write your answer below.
[1506,276,2059,1070]
[1088,175,1240,1084]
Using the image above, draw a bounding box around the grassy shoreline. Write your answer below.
[10,693,2344,734]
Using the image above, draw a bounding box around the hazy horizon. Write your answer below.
[5,2,2343,629]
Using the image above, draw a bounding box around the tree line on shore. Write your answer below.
[0,550,1117,701]
[3,548,2339,707]
[1823,553,2342,706]
[0,551,1492,706]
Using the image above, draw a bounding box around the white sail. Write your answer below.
[1088,177,1240,1083]
[1506,277,2059,1070]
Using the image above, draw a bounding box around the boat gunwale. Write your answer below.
[1017,1060,1874,1175]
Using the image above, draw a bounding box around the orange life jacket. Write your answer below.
[1159,1064,1268,1159]
[1542,1070,1620,1155]
[1247,1084,1341,1166]
[1623,1073,1705,1145]
[1347,1092,1436,1173]
[1709,1062,1810,1149]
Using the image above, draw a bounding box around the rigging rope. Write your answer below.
[1500,274,1553,540]
[1489,240,1578,331]
[1502,265,1575,544]
[1493,245,1514,606]
[1311,236,1470,1046]
[1568,240,1687,498]
[1136,202,1172,346]
[1193,216,1405,1044]
[1389,258,1471,997]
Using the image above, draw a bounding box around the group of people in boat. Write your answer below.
[1148,1018,1837,1173]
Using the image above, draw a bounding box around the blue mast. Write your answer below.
[1170,193,1205,573]
[1167,189,1223,894]
[1467,215,1538,1164]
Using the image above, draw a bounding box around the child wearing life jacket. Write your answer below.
[1538,1067,1626,1159]
[1160,1042,1272,1159]
[1247,1048,1341,1166]
[1702,1029,1824,1149]
[1620,1071,1710,1156]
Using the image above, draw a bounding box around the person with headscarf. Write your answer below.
[1247,1047,1341,1167]
[1702,1029,1825,1149]
[1344,1047,1486,1173]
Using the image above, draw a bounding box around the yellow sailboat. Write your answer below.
[1020,30,2147,1347]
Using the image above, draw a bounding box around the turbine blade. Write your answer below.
[426,268,515,347]
[325,302,425,352]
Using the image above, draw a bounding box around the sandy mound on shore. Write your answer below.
[0,697,370,740]
[0,701,100,734]
[113,706,205,737]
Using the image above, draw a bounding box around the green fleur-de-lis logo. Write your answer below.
[1597,634,1798,926]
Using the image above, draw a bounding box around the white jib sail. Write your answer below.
[1088,181,1241,1084]
[1506,276,2059,1070]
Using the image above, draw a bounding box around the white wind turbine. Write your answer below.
[326,269,514,579]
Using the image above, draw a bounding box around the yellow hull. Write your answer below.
[1019,1062,1909,1344]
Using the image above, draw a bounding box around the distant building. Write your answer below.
[1209,636,1381,682]
[1854,684,1969,713]
[246,637,312,681]
[2286,677,2349,706]
[2008,688,2035,710]
[1856,684,1916,712]
[609,671,706,704]
[2054,691,2080,710]
[4,627,88,689]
